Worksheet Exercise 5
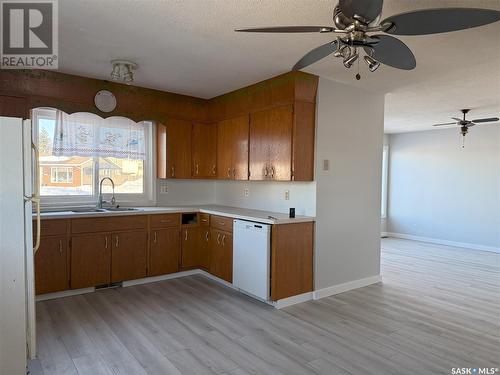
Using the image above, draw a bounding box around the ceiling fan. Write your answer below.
[235,0,500,79]
[432,109,499,147]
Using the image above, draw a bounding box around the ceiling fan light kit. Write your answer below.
[235,1,500,79]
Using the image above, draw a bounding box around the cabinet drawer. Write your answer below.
[150,213,180,229]
[199,213,210,227]
[35,219,68,236]
[71,215,147,234]
[210,215,233,232]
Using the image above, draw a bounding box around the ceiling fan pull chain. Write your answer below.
[356,52,361,80]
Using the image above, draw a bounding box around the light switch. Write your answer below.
[323,159,330,171]
[244,188,249,197]
[285,190,290,200]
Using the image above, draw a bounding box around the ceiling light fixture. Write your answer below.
[110,60,138,85]
[343,52,358,68]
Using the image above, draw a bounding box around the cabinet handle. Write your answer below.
[222,234,226,247]
[59,240,63,254]
[227,168,231,178]
[264,166,269,177]
[185,230,188,241]
[105,236,108,249]
[171,165,175,177]
[153,231,157,243]
[205,231,209,242]
[232,168,236,177]
[212,165,216,175]
[271,166,275,178]
[115,235,119,248]
[195,163,199,175]
[217,233,221,245]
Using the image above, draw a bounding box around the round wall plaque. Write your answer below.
[94,90,117,112]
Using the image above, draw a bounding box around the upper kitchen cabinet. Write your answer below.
[192,122,217,178]
[217,115,249,180]
[249,105,293,181]
[166,119,192,179]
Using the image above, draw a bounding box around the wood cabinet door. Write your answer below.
[192,122,217,178]
[217,115,249,180]
[35,236,68,294]
[0,95,27,118]
[209,229,233,283]
[71,233,111,289]
[111,231,148,282]
[167,119,192,179]
[149,228,180,276]
[180,227,201,269]
[199,227,211,270]
[249,105,292,181]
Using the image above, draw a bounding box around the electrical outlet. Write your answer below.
[244,188,249,197]
[285,190,290,200]
[160,185,168,194]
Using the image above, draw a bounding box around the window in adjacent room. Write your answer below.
[381,145,389,218]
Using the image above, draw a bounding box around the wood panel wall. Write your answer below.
[0,69,318,124]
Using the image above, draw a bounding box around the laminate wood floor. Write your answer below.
[31,238,500,375]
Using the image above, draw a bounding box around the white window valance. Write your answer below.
[52,111,147,160]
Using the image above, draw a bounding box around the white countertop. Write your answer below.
[38,205,315,225]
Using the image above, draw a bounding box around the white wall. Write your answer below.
[387,125,500,250]
[215,181,316,216]
[156,179,216,206]
[315,78,385,290]
[381,134,390,235]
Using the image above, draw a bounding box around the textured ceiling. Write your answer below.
[58,0,500,133]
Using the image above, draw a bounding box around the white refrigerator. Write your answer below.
[0,116,40,374]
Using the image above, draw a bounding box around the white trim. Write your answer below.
[386,233,500,254]
[122,269,200,287]
[36,287,95,301]
[273,292,313,309]
[313,275,382,300]
[381,231,388,238]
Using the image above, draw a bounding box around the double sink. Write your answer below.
[70,207,141,213]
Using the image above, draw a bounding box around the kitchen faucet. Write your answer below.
[97,177,116,209]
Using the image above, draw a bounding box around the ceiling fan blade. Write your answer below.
[432,122,457,126]
[293,40,339,71]
[471,117,499,123]
[339,0,384,23]
[364,35,416,70]
[451,117,462,121]
[235,26,334,33]
[381,8,500,36]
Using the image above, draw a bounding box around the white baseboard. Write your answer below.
[387,232,500,254]
[122,270,200,287]
[36,287,95,301]
[381,231,388,238]
[273,292,313,309]
[313,274,382,300]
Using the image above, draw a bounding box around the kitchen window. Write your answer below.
[33,108,155,207]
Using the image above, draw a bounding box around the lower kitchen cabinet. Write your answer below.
[35,236,68,294]
[181,227,202,269]
[209,229,233,283]
[71,233,111,289]
[199,227,211,270]
[149,228,180,276]
[111,231,148,282]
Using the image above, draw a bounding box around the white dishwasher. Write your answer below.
[233,219,271,301]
